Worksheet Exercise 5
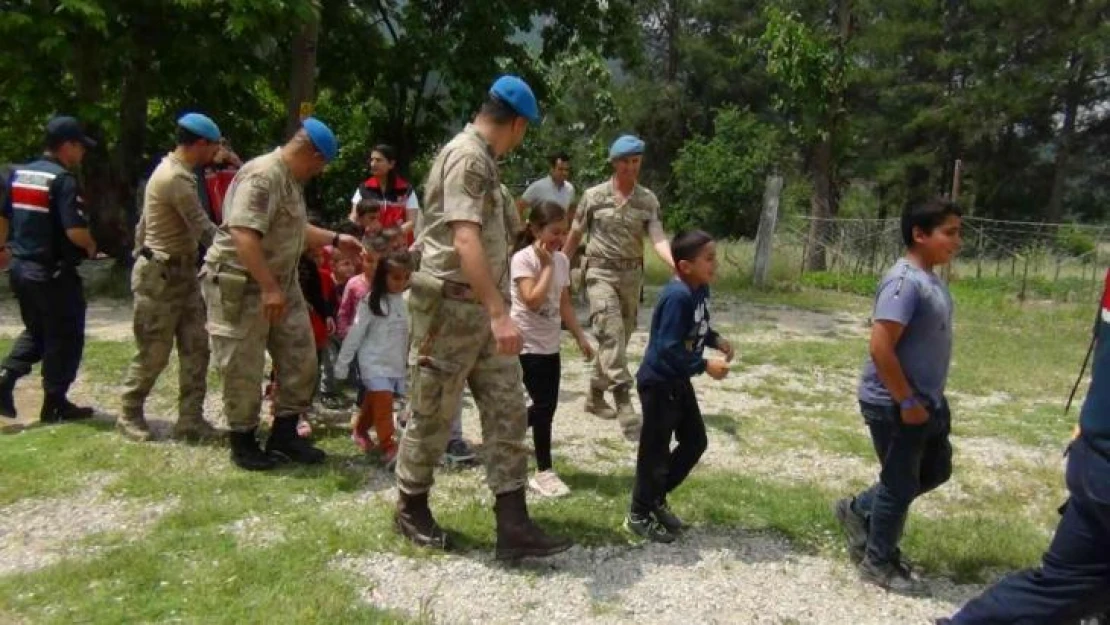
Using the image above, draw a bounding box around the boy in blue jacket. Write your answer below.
[625,230,733,543]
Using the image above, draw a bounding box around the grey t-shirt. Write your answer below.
[521,176,575,210]
[858,258,954,406]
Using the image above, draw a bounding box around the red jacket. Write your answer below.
[358,175,415,245]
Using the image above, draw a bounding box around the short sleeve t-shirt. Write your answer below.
[858,258,955,406]
[521,176,575,210]
[511,246,570,355]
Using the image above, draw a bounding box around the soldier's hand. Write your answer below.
[717,338,735,362]
[261,287,288,324]
[336,234,363,258]
[900,403,930,426]
[490,312,523,355]
[706,359,730,380]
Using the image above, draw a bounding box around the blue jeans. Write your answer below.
[1,260,86,397]
[853,399,953,565]
[951,436,1110,624]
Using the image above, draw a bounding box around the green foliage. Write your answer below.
[1055,225,1097,260]
[669,107,783,237]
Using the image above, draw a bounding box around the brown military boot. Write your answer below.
[394,490,451,549]
[584,387,617,420]
[172,416,221,442]
[613,385,641,442]
[116,407,153,442]
[494,488,572,561]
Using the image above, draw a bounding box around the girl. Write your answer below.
[348,144,420,247]
[335,251,415,467]
[511,201,595,497]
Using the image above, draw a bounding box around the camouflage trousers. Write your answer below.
[585,266,642,392]
[201,267,316,432]
[120,254,209,422]
[396,272,528,496]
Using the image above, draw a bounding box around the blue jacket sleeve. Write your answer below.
[53,173,88,229]
[656,290,707,377]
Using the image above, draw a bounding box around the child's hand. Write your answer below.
[717,338,735,362]
[576,334,595,360]
[706,359,729,380]
[534,241,553,267]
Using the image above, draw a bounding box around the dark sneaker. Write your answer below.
[40,396,94,423]
[833,497,868,563]
[623,513,677,544]
[444,438,476,463]
[653,500,685,534]
[858,556,928,596]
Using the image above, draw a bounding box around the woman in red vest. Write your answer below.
[348,144,419,246]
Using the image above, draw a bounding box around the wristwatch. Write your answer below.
[899,397,921,410]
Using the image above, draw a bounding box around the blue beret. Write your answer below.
[302,117,338,162]
[609,135,645,160]
[489,75,541,124]
[177,113,221,142]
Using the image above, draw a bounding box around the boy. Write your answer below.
[356,198,383,237]
[625,230,733,543]
[834,198,962,594]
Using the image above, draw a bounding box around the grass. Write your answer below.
[0,254,1099,622]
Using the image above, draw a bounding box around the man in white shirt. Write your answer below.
[518,152,575,216]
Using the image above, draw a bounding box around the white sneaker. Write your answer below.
[528,470,571,498]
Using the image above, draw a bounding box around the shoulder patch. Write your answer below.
[462,159,490,199]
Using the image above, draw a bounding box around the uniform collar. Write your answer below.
[463,123,496,159]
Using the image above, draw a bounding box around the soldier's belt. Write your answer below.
[586,256,643,271]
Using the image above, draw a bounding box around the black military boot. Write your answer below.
[265,414,326,464]
[394,490,451,549]
[494,488,573,561]
[229,429,277,471]
[40,393,94,423]
[0,367,17,418]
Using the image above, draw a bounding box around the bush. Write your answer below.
[1055,225,1097,260]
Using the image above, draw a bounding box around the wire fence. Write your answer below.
[764,216,1109,302]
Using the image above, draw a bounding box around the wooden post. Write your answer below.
[976,228,984,279]
[1019,254,1030,302]
[753,175,784,288]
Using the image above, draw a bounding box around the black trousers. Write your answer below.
[631,377,708,515]
[2,261,86,396]
[520,353,561,471]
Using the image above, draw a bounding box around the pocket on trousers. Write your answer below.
[203,275,250,339]
[131,256,167,299]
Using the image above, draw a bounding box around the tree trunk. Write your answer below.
[107,53,152,259]
[805,137,834,272]
[285,6,320,139]
[1047,52,1084,223]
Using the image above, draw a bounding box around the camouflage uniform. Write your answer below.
[201,149,315,433]
[572,180,663,435]
[397,125,526,496]
[119,152,217,438]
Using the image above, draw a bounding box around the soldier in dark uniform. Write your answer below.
[0,116,99,422]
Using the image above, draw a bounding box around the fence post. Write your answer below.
[753,175,784,288]
[976,228,984,279]
[1019,254,1030,302]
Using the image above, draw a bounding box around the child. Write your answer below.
[337,235,390,339]
[625,230,733,543]
[356,198,384,237]
[510,201,595,498]
[833,198,962,594]
[335,251,415,466]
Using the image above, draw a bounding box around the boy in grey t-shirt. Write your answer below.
[834,198,963,595]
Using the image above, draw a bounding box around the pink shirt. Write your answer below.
[337,273,371,338]
[510,247,570,355]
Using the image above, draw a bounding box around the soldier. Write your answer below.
[200,118,362,471]
[562,135,673,442]
[395,76,571,560]
[117,113,224,442]
[0,116,98,423]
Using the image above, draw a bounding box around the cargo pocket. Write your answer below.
[204,271,251,339]
[407,272,445,357]
[130,255,167,299]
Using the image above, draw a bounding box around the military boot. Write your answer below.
[40,394,94,423]
[0,367,18,418]
[229,429,277,471]
[494,488,572,561]
[116,407,153,442]
[394,490,451,549]
[613,385,641,442]
[584,387,617,420]
[265,413,326,464]
[172,415,221,442]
